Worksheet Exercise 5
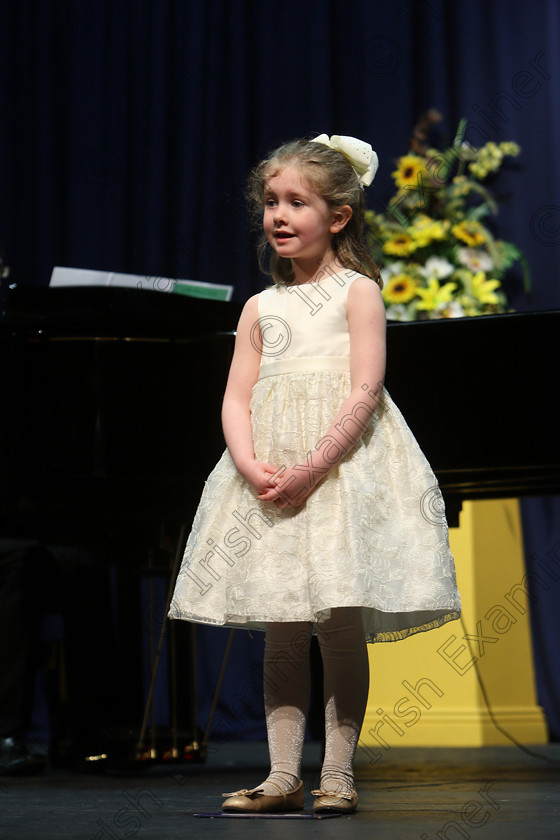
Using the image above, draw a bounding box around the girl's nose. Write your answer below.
[273,203,288,224]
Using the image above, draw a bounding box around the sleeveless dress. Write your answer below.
[168,270,461,642]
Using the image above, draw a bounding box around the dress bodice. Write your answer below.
[256,269,363,378]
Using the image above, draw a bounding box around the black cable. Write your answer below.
[459,615,560,766]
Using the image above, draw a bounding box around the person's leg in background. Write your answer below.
[0,541,47,775]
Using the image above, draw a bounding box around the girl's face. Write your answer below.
[263,165,341,267]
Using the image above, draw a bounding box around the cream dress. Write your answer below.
[168,270,461,642]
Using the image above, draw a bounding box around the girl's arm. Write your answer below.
[221,294,279,495]
[258,277,387,508]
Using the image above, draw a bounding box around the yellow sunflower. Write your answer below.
[391,154,428,189]
[382,274,418,304]
[451,220,486,247]
[409,215,450,247]
[382,233,418,256]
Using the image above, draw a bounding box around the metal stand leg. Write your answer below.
[135,523,187,760]
[135,525,236,763]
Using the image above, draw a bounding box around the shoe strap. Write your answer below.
[261,780,288,797]
[222,786,265,798]
[311,788,356,801]
[222,780,288,799]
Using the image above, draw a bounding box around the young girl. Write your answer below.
[169,134,461,814]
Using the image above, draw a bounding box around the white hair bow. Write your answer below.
[312,134,379,186]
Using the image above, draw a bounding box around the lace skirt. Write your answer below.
[168,370,461,642]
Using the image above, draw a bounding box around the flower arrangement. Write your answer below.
[365,112,529,321]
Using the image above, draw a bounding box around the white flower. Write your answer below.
[381,261,406,278]
[457,248,494,271]
[442,301,466,318]
[457,248,494,272]
[385,304,416,321]
[419,256,455,279]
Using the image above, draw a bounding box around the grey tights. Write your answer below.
[261,607,369,795]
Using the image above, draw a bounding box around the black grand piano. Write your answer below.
[1,285,559,766]
[2,285,557,526]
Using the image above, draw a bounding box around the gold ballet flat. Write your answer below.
[222,779,304,813]
[311,787,359,814]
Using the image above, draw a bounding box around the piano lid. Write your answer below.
[1,284,244,339]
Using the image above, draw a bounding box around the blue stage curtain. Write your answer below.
[2,0,559,309]
[1,0,559,743]
[520,498,560,741]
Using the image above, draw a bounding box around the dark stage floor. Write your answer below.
[2,742,560,839]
